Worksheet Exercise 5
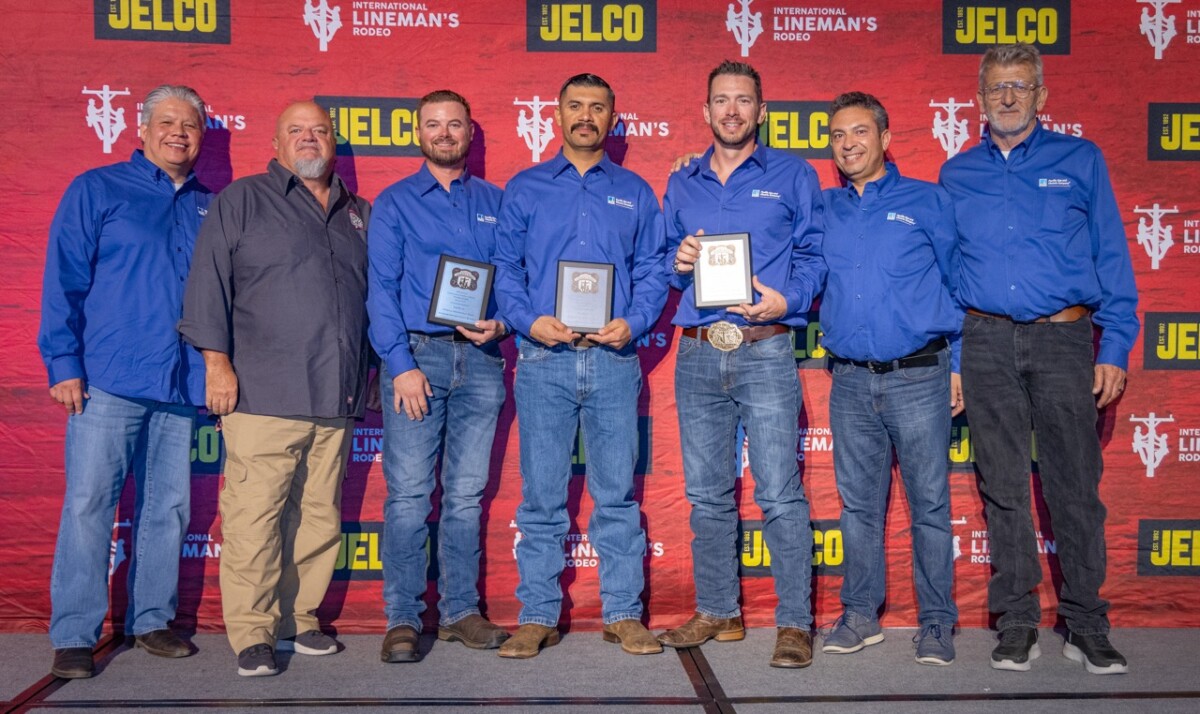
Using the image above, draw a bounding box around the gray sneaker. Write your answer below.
[821,611,883,654]
[277,630,339,656]
[236,644,278,677]
[914,623,955,665]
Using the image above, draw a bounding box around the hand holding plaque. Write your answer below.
[427,255,494,330]
[693,232,752,309]
[555,260,614,334]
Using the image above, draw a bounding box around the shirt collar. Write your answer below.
[267,158,346,205]
[416,161,471,196]
[844,161,901,200]
[685,142,768,179]
[984,120,1044,159]
[130,149,196,187]
[548,149,615,181]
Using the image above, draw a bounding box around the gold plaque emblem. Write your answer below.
[707,320,743,351]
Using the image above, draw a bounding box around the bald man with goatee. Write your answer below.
[181,101,371,678]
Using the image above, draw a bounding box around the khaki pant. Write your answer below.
[218,412,352,654]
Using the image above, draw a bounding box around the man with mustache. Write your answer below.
[39,84,211,679]
[493,73,667,659]
[367,90,510,663]
[180,101,371,677]
[658,60,825,669]
[939,44,1138,674]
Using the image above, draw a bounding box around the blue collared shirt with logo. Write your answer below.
[664,143,825,328]
[368,163,504,377]
[38,149,211,404]
[494,150,667,341]
[821,163,963,371]
[939,122,1139,369]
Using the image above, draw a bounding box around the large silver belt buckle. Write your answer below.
[707,321,743,352]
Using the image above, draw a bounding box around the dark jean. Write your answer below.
[829,348,957,627]
[961,313,1110,635]
[674,332,813,629]
[379,335,506,631]
[512,340,646,626]
[49,386,196,648]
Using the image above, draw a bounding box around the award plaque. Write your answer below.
[555,260,614,334]
[427,254,494,330]
[693,232,753,309]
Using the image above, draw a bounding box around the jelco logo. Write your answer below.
[95,0,231,43]
[739,519,843,576]
[1138,520,1200,575]
[333,521,432,581]
[942,1,1070,54]
[527,0,657,52]
[1144,312,1200,369]
[760,101,830,159]
[792,312,827,368]
[315,96,422,157]
[1149,103,1200,161]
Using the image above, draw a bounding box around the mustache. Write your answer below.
[571,121,598,132]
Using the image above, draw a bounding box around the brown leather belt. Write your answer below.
[966,305,1089,324]
[686,323,790,346]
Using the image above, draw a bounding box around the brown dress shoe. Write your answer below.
[602,619,663,655]
[51,647,95,679]
[133,629,194,658]
[497,623,560,659]
[770,627,813,668]
[438,614,510,650]
[381,625,421,663]
[657,613,745,648]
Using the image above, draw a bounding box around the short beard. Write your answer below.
[421,142,468,168]
[292,157,330,180]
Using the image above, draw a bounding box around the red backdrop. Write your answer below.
[2,0,1199,634]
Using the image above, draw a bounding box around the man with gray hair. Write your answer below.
[940,43,1137,674]
[181,101,371,677]
[39,84,212,679]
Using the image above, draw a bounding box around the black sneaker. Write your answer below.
[1063,631,1128,675]
[991,626,1040,671]
[236,643,278,677]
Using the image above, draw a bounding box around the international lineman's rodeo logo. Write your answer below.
[726,0,763,57]
[1132,412,1174,478]
[83,85,131,154]
[1139,0,1181,60]
[304,0,342,52]
[930,98,974,159]
[1134,203,1179,269]
[514,96,558,163]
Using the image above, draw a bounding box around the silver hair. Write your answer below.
[978,43,1044,87]
[140,84,207,131]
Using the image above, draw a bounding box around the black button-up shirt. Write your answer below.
[180,159,370,419]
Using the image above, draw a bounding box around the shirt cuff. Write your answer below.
[1096,342,1130,372]
[385,347,418,378]
[46,356,84,387]
[177,320,230,355]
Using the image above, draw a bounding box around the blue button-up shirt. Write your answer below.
[367,164,504,376]
[939,123,1139,369]
[494,151,667,341]
[38,150,211,404]
[821,163,963,371]
[664,144,825,328]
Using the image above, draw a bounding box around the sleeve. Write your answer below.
[1087,149,1139,370]
[781,163,827,319]
[492,182,539,339]
[662,175,693,292]
[37,175,102,386]
[625,183,668,340]
[932,186,965,373]
[178,190,238,354]
[365,190,417,377]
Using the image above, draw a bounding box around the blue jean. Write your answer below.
[380,335,506,631]
[49,386,196,648]
[961,313,1110,635]
[829,348,957,627]
[512,340,645,626]
[675,332,813,629]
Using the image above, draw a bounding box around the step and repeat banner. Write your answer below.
[1,0,1198,634]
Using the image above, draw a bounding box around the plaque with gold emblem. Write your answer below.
[694,232,752,309]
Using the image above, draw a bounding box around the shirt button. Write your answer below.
[582,211,587,216]
[1008,226,1014,230]
[1010,285,1016,290]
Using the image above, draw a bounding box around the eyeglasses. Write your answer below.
[981,81,1041,100]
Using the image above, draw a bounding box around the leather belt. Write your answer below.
[686,323,789,347]
[411,330,473,342]
[831,337,948,375]
[966,305,1089,324]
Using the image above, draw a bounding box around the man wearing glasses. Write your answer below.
[939,44,1138,675]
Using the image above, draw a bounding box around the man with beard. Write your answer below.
[493,73,667,659]
[658,60,824,669]
[939,44,1138,674]
[367,90,510,663]
[180,101,371,677]
[39,84,211,679]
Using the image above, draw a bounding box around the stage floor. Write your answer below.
[5,627,1199,713]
